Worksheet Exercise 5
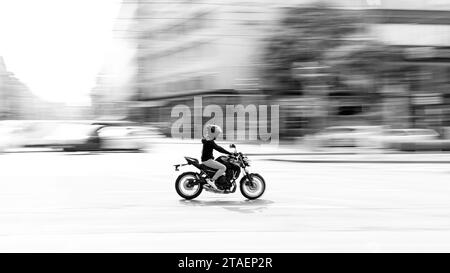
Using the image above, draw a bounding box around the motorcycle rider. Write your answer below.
[201,124,233,190]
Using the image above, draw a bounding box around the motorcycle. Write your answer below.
[174,144,266,200]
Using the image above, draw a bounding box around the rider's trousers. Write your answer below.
[202,159,226,181]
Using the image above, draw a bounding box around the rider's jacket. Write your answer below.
[201,138,231,162]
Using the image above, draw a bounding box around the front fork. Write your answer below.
[242,168,256,187]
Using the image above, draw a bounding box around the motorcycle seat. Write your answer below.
[184,156,199,164]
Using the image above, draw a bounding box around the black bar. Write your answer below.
[0,253,446,272]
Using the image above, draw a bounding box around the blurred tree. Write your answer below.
[263,3,364,94]
[262,2,407,132]
[262,3,404,96]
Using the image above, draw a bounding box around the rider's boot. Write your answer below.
[205,178,220,191]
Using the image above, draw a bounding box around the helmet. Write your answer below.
[204,124,222,140]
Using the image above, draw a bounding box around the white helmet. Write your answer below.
[204,124,222,140]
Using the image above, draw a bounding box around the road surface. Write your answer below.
[1,147,450,252]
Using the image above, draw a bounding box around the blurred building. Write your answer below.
[271,0,450,136]
[97,0,450,139]
[91,0,138,121]
[364,0,450,129]
[128,0,282,137]
[278,0,450,136]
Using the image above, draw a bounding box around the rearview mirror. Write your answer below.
[230,144,236,149]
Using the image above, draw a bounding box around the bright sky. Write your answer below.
[0,0,123,106]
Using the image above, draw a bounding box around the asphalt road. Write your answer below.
[1,149,450,252]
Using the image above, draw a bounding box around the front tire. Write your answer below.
[175,172,203,200]
[240,173,266,200]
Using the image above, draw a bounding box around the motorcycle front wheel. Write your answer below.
[175,172,203,200]
[240,173,266,200]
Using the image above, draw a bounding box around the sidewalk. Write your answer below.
[259,152,450,163]
[149,138,450,163]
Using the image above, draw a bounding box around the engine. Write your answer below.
[215,156,240,190]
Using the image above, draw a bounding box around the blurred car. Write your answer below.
[96,125,160,151]
[0,120,27,150]
[38,123,162,151]
[0,120,165,152]
[306,126,384,148]
[442,127,450,139]
[0,120,66,151]
[368,128,439,149]
[35,124,104,151]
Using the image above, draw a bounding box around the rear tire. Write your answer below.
[175,172,203,200]
[240,173,266,200]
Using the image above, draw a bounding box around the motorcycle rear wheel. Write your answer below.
[175,172,203,200]
[240,173,266,200]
